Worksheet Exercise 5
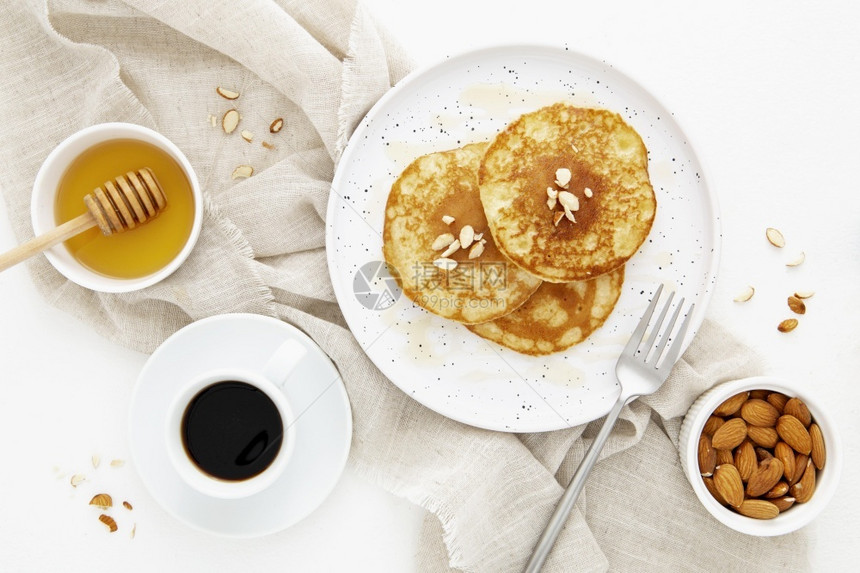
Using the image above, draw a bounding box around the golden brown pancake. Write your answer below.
[383,143,542,324]
[466,265,625,355]
[479,104,656,282]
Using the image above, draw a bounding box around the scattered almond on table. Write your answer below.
[787,296,806,315]
[212,86,286,177]
[231,165,254,180]
[89,493,113,510]
[699,390,825,519]
[222,109,240,134]
[786,251,805,267]
[733,286,754,303]
[734,227,814,334]
[765,227,785,248]
[64,454,136,536]
[99,514,118,533]
[216,86,240,100]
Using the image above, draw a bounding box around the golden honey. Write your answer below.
[55,138,195,279]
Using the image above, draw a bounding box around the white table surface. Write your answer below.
[2,1,858,570]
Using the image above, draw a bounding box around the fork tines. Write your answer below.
[624,284,695,371]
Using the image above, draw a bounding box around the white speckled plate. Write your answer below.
[326,45,719,432]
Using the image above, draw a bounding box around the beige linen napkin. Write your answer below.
[0,2,810,571]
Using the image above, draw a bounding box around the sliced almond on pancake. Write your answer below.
[432,233,456,251]
[432,257,457,270]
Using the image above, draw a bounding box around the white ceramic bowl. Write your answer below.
[30,123,203,292]
[679,375,842,536]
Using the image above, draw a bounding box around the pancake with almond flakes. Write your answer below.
[466,265,625,356]
[383,143,542,324]
[479,103,656,282]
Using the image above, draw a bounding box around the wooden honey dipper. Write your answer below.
[0,167,167,272]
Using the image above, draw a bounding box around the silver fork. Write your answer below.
[524,285,695,573]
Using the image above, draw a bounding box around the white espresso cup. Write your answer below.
[165,339,307,499]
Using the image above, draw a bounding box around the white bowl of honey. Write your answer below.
[31,123,203,292]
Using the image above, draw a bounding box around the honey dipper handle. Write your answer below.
[0,212,97,273]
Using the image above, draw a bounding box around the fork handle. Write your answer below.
[524,395,629,573]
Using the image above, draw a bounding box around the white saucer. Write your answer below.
[129,313,352,537]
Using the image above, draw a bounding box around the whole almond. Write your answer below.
[749,390,770,400]
[809,423,826,470]
[703,476,728,506]
[747,425,779,449]
[783,398,812,427]
[790,453,809,486]
[765,481,790,499]
[771,496,796,513]
[755,447,775,461]
[713,392,749,417]
[698,434,717,477]
[787,296,806,315]
[766,392,789,414]
[716,447,735,465]
[774,442,796,482]
[711,418,747,450]
[734,440,757,482]
[702,415,725,437]
[777,415,812,455]
[738,499,780,520]
[740,398,780,427]
[746,457,784,497]
[713,464,745,508]
[790,459,816,503]
[778,318,799,333]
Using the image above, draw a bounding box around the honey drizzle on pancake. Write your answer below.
[479,104,656,283]
[382,143,542,324]
[513,154,605,237]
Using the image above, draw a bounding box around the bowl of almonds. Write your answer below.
[679,376,842,536]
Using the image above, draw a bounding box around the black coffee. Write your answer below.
[181,381,283,481]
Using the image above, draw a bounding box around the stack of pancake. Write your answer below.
[383,103,656,355]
